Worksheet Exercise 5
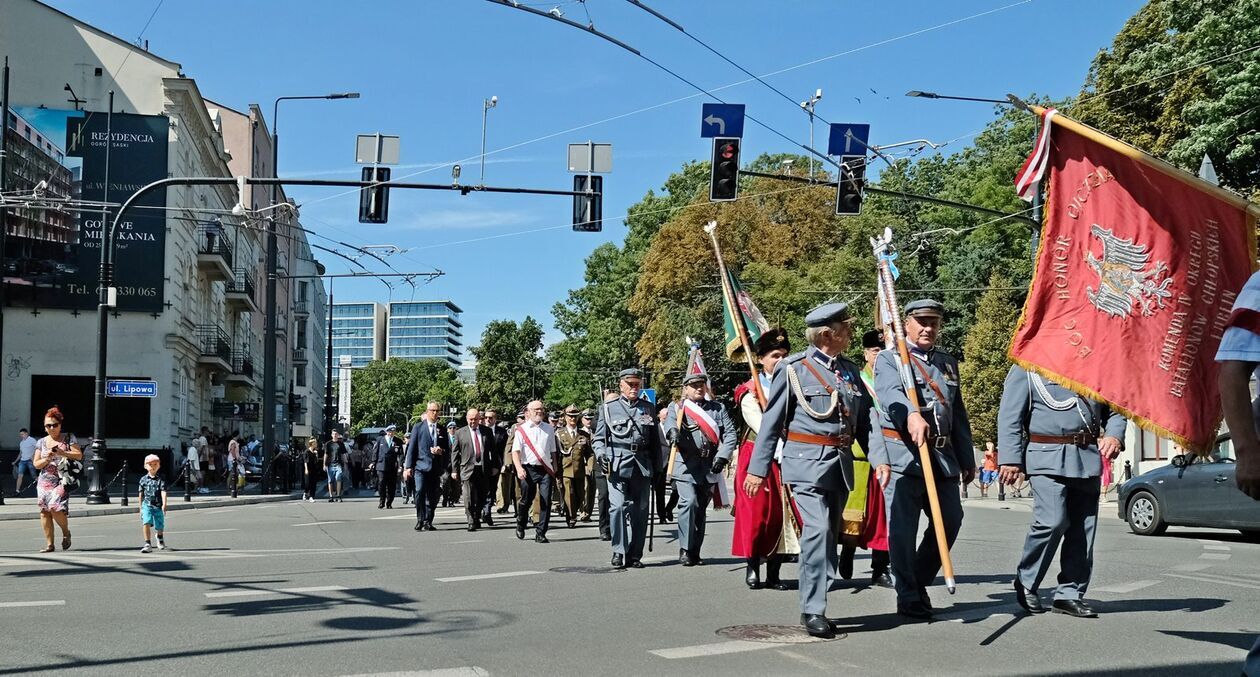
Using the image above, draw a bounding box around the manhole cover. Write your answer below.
[716,624,843,643]
[549,566,625,574]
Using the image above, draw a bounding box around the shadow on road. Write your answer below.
[1158,629,1258,651]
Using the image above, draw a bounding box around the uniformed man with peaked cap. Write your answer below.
[593,368,663,569]
[663,371,737,566]
[745,302,872,638]
[997,365,1127,618]
[870,298,976,620]
[556,404,592,528]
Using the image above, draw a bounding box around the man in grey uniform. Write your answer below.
[664,371,737,566]
[997,365,1126,618]
[745,303,871,639]
[593,368,662,569]
[871,298,975,620]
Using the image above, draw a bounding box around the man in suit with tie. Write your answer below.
[998,366,1127,618]
[482,409,507,525]
[451,407,497,531]
[404,401,450,532]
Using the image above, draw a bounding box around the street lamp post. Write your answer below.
[479,95,498,186]
[266,92,359,493]
[904,90,1041,257]
[800,88,823,182]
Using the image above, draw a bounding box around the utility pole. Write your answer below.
[0,58,10,436]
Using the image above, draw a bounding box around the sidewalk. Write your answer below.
[0,484,302,521]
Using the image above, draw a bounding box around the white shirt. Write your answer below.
[512,420,557,467]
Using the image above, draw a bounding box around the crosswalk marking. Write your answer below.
[0,600,65,608]
[1093,580,1160,594]
[649,640,784,659]
[435,570,543,583]
[292,521,345,527]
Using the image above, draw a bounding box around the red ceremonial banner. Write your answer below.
[1010,110,1259,451]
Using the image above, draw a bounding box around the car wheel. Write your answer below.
[1240,530,1260,543]
[1127,491,1167,536]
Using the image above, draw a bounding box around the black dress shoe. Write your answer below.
[688,552,704,566]
[745,562,762,589]
[918,587,934,611]
[516,526,526,540]
[414,521,424,531]
[896,601,933,619]
[629,560,645,569]
[467,526,476,532]
[535,534,550,544]
[679,549,692,566]
[800,614,836,639]
[611,554,625,569]
[377,504,385,509]
[599,533,612,541]
[1052,599,1097,618]
[1014,580,1045,614]
[567,521,576,529]
[871,571,894,589]
[483,516,494,527]
[423,523,436,531]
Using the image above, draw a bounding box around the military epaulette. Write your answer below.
[781,351,808,365]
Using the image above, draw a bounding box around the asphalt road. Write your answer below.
[0,491,1256,676]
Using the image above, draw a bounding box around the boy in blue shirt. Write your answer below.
[139,454,168,553]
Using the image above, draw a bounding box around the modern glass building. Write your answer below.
[330,302,387,380]
[387,300,463,369]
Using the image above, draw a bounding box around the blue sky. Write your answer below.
[46,0,1145,358]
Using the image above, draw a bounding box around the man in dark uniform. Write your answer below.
[870,299,975,620]
[582,409,611,539]
[745,303,871,638]
[998,366,1127,617]
[663,371,737,566]
[372,424,400,509]
[593,368,662,569]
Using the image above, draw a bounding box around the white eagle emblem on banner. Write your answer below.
[1084,224,1173,318]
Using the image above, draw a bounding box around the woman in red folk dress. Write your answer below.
[732,328,801,590]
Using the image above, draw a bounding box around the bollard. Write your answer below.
[230,462,238,499]
[0,483,6,506]
[184,460,192,502]
[119,460,129,507]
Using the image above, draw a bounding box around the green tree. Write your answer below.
[348,359,466,433]
[959,272,1024,446]
[471,317,547,414]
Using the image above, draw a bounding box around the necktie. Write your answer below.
[473,427,482,465]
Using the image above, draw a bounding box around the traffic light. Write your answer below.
[572,174,603,232]
[709,137,741,202]
[358,166,390,223]
[835,155,866,215]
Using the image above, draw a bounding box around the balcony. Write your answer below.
[292,347,309,364]
[196,222,233,282]
[225,347,256,386]
[293,299,310,317]
[196,324,232,372]
[225,269,258,314]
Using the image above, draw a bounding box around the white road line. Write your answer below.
[372,514,417,520]
[292,521,345,527]
[449,540,483,544]
[649,640,783,659]
[1203,544,1231,551]
[1164,572,1260,591]
[0,600,65,608]
[202,508,238,514]
[166,528,239,534]
[1093,580,1161,594]
[1199,553,1232,561]
[205,585,347,599]
[435,570,543,583]
[1172,562,1213,572]
[256,505,279,509]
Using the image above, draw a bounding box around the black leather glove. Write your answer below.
[710,457,729,475]
[664,429,677,446]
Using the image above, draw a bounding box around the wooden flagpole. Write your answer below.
[704,221,765,409]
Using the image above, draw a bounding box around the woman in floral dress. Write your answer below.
[33,406,82,552]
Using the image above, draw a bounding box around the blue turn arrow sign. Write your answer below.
[828,123,871,156]
[701,103,745,139]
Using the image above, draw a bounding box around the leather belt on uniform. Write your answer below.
[786,431,852,447]
[882,428,951,450]
[609,442,642,453]
[1029,431,1097,446]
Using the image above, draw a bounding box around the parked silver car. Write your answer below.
[1119,433,1260,540]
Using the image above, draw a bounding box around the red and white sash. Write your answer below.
[681,399,719,446]
[516,425,557,478]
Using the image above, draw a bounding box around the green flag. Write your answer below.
[722,268,769,361]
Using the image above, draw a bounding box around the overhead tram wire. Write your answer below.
[295,2,1034,213]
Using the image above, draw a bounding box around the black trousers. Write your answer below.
[595,474,611,537]
[378,468,397,507]
[461,469,488,527]
[517,466,554,536]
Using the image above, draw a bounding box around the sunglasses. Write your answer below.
[44,423,60,429]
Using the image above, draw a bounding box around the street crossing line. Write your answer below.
[649,640,784,659]
[449,540,483,544]
[202,508,238,514]
[1163,572,1260,591]
[372,514,417,520]
[1198,553,1231,561]
[292,521,345,527]
[1172,562,1213,572]
[344,668,490,677]
[205,585,348,599]
[435,570,543,583]
[166,528,239,534]
[0,600,65,608]
[1093,580,1160,594]
[1202,544,1231,551]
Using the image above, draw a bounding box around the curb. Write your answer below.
[0,493,302,521]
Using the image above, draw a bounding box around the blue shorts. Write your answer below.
[141,503,165,530]
[980,469,999,484]
[327,464,344,484]
[15,460,36,480]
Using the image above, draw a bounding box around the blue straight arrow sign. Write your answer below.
[701,103,745,139]
[828,123,871,156]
